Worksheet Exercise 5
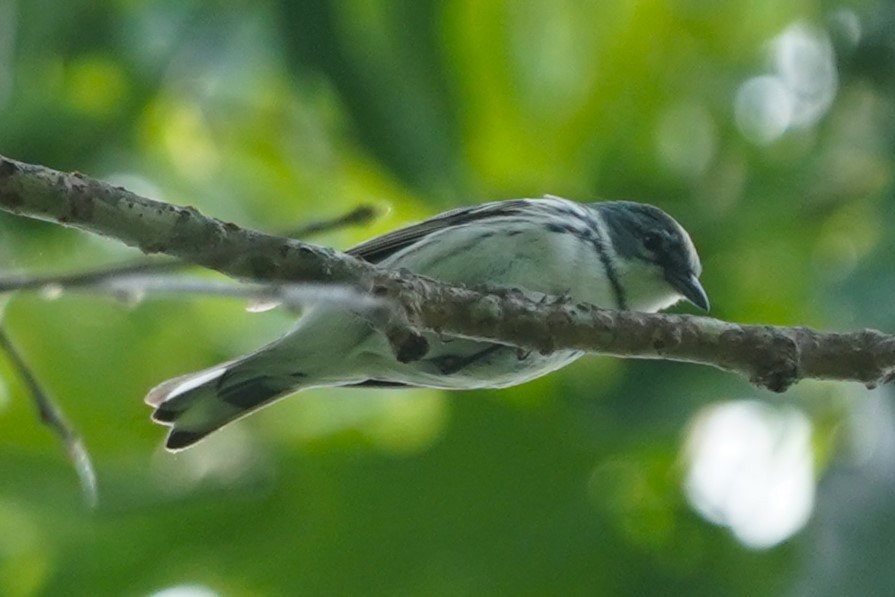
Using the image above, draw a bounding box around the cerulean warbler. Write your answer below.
[147,196,708,450]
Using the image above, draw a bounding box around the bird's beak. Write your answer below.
[666,270,710,311]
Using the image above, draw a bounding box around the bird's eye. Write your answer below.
[643,232,662,252]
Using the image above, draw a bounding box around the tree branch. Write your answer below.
[0,326,97,507]
[1,154,893,392]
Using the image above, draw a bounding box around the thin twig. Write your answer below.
[0,326,97,508]
[95,275,382,311]
[0,204,382,294]
[0,258,183,293]
[282,204,380,238]
[0,264,382,311]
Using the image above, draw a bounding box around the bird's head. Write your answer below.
[596,201,709,312]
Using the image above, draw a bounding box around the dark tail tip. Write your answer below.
[165,429,207,451]
[152,406,179,423]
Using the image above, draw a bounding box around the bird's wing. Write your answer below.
[342,199,547,390]
[346,199,537,264]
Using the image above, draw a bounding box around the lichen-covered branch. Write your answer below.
[1,153,893,392]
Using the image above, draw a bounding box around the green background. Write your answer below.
[2,1,894,595]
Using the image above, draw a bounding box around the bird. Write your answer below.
[146,196,708,451]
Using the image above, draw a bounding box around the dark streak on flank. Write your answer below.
[428,344,505,375]
[587,216,627,310]
[348,379,410,388]
[544,214,627,310]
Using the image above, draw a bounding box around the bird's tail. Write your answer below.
[146,352,305,451]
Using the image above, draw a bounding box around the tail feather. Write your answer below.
[146,359,299,451]
[146,308,375,450]
[146,365,230,421]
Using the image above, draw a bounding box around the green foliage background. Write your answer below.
[1,1,895,595]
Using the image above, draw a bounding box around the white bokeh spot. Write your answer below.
[683,400,815,549]
[148,586,220,597]
[735,21,838,144]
